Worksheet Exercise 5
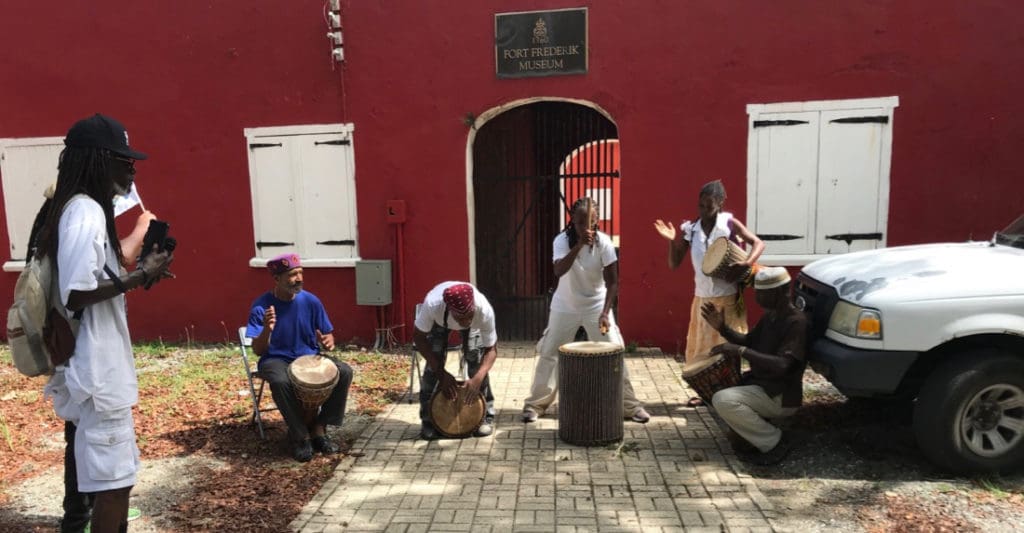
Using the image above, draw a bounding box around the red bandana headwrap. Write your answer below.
[267,253,301,276]
[442,283,475,317]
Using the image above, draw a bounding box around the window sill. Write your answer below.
[248,257,360,269]
[2,260,25,273]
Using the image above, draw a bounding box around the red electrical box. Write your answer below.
[386,200,407,224]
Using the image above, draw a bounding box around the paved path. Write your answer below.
[292,345,778,532]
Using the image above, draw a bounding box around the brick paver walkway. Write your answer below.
[292,345,778,532]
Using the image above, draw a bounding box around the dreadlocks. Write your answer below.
[564,196,598,249]
[31,146,123,266]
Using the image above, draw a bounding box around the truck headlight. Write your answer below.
[828,301,883,339]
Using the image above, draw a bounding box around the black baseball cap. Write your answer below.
[64,113,148,160]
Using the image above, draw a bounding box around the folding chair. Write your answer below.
[238,326,277,439]
[408,305,423,403]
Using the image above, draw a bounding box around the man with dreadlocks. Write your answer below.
[38,114,175,533]
[521,196,650,424]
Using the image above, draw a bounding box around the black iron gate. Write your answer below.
[473,101,619,340]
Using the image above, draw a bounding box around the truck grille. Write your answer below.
[795,273,839,340]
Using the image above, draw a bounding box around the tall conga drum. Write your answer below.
[558,341,624,446]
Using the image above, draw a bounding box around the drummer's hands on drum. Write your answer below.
[699,302,725,333]
[462,376,483,405]
[263,305,277,331]
[653,219,678,241]
[710,342,744,360]
[316,329,334,351]
[437,370,459,401]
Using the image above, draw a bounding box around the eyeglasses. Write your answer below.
[106,153,136,174]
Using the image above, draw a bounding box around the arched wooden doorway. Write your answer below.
[472,101,619,340]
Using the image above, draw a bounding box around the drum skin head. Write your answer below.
[681,354,723,377]
[430,383,486,438]
[289,355,338,386]
[559,341,624,356]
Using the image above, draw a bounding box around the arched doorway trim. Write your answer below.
[464,97,616,284]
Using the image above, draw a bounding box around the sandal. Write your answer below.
[686,397,704,407]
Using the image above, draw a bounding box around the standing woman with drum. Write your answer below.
[653,179,765,407]
[522,197,651,424]
[247,253,354,462]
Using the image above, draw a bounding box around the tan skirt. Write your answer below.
[683,293,748,364]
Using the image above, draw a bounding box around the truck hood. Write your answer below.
[800,242,1024,304]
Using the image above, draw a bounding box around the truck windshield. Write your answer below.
[995,214,1024,249]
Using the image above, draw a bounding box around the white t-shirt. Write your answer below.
[682,212,739,298]
[414,281,498,347]
[58,196,137,412]
[550,230,618,313]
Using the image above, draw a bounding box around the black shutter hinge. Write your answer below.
[825,232,883,245]
[256,241,294,249]
[249,143,283,149]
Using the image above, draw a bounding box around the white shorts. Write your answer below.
[74,400,140,493]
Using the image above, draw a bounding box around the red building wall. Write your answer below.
[1,1,1022,350]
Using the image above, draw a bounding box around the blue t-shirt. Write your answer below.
[246,290,333,366]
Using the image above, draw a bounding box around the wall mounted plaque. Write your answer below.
[495,8,588,79]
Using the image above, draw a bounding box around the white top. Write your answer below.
[682,212,739,298]
[550,230,618,313]
[414,281,498,347]
[58,197,136,412]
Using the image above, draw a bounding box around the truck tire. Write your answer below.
[913,350,1024,474]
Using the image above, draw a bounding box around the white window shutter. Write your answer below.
[297,134,357,260]
[248,136,299,259]
[749,112,819,255]
[815,109,889,254]
[0,139,63,264]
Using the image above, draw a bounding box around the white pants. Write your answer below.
[523,309,642,416]
[74,399,140,493]
[712,385,796,452]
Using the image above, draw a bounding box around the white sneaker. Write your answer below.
[630,408,651,423]
[521,408,539,423]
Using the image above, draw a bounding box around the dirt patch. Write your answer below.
[748,371,1024,532]
[0,347,406,532]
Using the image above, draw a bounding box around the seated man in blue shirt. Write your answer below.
[246,253,353,462]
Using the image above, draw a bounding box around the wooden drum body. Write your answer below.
[558,341,624,446]
[681,354,741,405]
[701,237,755,284]
[429,382,486,438]
[288,355,339,411]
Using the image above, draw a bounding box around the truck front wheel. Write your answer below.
[913,350,1024,474]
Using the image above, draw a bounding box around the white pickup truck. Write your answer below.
[795,215,1024,474]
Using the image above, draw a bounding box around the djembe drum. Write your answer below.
[681,354,741,405]
[429,383,486,438]
[702,237,758,284]
[288,355,340,414]
[558,341,624,446]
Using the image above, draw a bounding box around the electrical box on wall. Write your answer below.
[355,260,392,305]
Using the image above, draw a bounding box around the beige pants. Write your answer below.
[712,385,796,452]
[684,293,748,364]
[523,309,642,416]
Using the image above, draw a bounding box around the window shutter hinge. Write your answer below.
[249,143,283,150]
[830,116,889,124]
[256,241,294,249]
[752,120,809,128]
[757,234,803,241]
[316,239,356,246]
[314,140,351,146]
[825,232,883,245]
